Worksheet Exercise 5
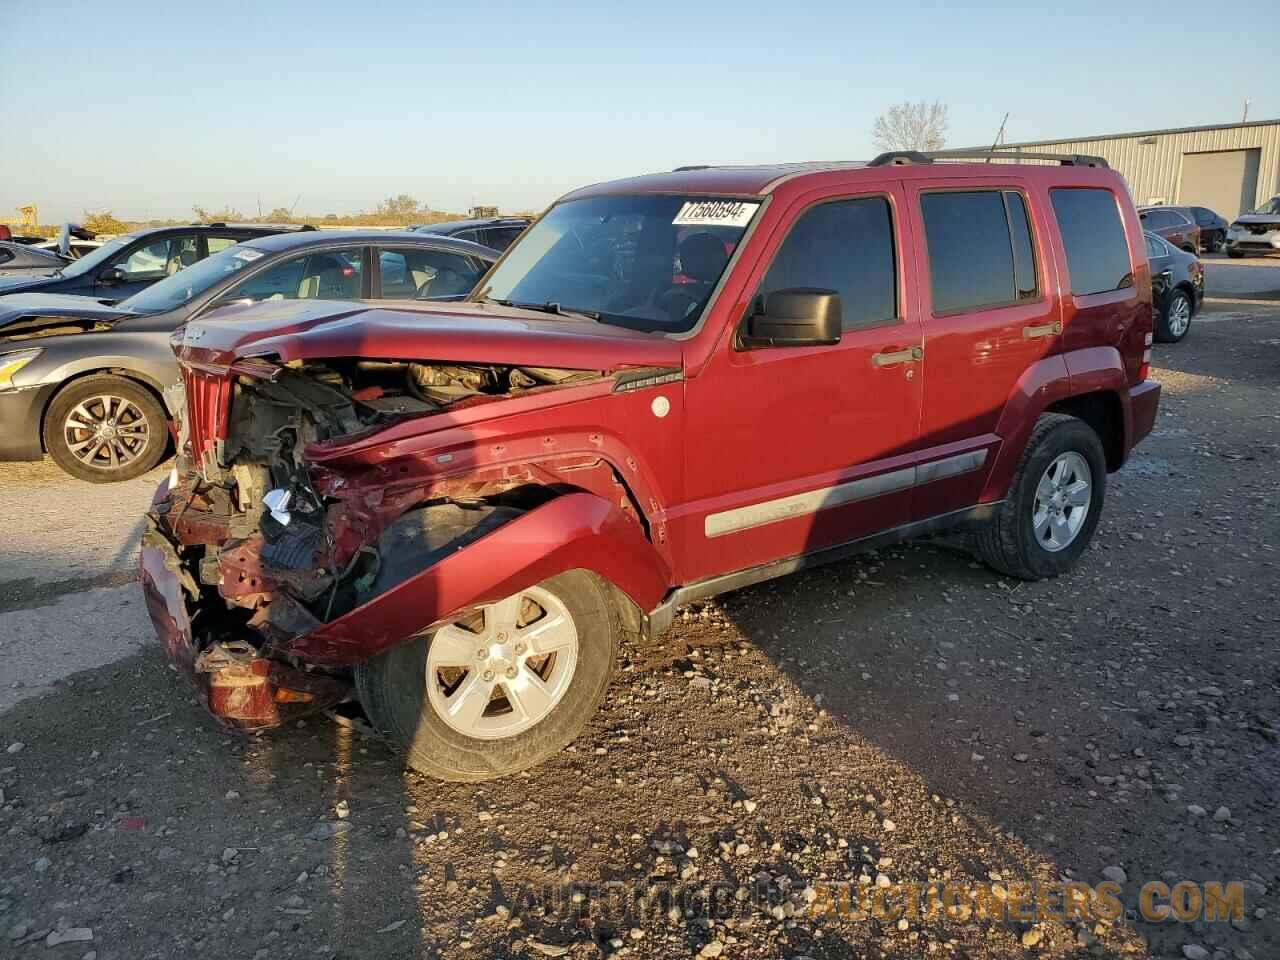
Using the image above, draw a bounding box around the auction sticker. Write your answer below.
[672,200,759,228]
[233,248,265,261]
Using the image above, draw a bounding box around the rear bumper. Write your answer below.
[0,384,53,460]
[1127,379,1161,452]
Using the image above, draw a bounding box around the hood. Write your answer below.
[0,293,135,335]
[1234,214,1280,226]
[175,299,684,373]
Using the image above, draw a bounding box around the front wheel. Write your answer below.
[355,571,619,782]
[43,374,168,482]
[1155,288,1193,343]
[974,414,1106,580]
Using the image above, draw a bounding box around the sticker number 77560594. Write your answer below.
[672,200,760,228]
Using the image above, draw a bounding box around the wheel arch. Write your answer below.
[283,491,672,666]
[1046,389,1125,472]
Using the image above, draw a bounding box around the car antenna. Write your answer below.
[986,112,1010,162]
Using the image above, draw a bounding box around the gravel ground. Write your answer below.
[1,301,1277,960]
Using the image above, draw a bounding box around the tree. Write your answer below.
[374,194,425,220]
[264,207,294,222]
[192,205,245,224]
[80,211,128,235]
[872,101,948,153]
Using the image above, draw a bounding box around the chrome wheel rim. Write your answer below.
[425,585,578,740]
[63,395,151,470]
[1168,295,1191,337]
[1032,451,1091,552]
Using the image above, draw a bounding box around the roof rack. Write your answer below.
[192,221,317,231]
[867,149,1109,169]
[673,164,714,172]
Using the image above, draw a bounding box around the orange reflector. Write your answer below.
[274,688,315,704]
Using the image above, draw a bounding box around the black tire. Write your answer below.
[974,414,1106,580]
[1154,288,1193,343]
[1227,249,1245,259]
[355,570,619,782]
[43,374,168,483]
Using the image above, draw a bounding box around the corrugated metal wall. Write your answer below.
[991,122,1280,215]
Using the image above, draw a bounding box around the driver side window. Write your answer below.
[114,239,172,281]
[757,197,898,331]
[224,248,364,303]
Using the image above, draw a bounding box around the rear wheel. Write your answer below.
[1227,248,1245,259]
[355,571,619,781]
[43,375,168,483]
[974,414,1106,580]
[1155,288,1193,343]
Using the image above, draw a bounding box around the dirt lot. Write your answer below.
[1,301,1277,960]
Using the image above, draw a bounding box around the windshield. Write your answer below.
[120,244,262,312]
[474,195,759,333]
[56,237,130,278]
[1250,197,1280,216]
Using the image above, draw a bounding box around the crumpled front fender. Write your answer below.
[282,492,671,665]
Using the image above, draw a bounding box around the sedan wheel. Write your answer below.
[1156,289,1193,343]
[43,375,168,482]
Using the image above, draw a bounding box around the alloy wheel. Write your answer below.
[1031,451,1092,552]
[62,395,151,471]
[1167,294,1192,338]
[425,586,579,739]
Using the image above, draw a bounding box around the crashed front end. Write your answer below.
[140,335,625,730]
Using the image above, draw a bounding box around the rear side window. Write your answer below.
[920,190,1039,314]
[758,197,897,331]
[1051,188,1133,296]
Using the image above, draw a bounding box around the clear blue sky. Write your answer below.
[1,0,1275,223]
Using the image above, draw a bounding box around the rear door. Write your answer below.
[680,183,926,581]
[906,180,1058,518]
[1146,233,1173,314]
[374,245,490,300]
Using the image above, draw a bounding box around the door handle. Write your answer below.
[871,346,923,367]
[1022,320,1063,339]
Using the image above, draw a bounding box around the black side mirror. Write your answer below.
[739,288,842,349]
[98,266,127,286]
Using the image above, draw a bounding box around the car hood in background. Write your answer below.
[176,299,685,373]
[1233,214,1280,226]
[0,293,136,332]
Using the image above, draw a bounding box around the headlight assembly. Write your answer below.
[0,348,42,391]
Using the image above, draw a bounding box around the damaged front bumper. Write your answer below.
[139,480,350,730]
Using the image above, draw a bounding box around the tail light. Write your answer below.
[1139,331,1153,381]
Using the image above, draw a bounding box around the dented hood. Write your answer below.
[0,292,135,330]
[176,299,684,373]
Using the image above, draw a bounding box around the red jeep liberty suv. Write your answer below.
[141,150,1161,781]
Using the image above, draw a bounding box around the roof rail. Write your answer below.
[868,149,1109,169]
[673,164,713,172]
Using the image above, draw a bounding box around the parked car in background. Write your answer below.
[1145,231,1202,343]
[412,216,531,251]
[1226,196,1280,258]
[1138,206,1199,252]
[0,242,68,277]
[0,223,312,300]
[143,150,1160,781]
[0,231,497,482]
[1179,205,1229,253]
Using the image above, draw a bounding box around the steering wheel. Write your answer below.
[656,287,700,326]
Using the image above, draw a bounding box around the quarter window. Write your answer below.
[1145,235,1166,259]
[921,190,1038,314]
[1050,188,1133,296]
[757,197,898,331]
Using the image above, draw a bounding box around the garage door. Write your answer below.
[1178,149,1261,218]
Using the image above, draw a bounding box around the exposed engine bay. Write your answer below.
[143,355,641,725]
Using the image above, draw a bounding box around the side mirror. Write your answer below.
[98,266,127,286]
[739,289,842,349]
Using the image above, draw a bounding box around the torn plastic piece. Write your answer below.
[263,488,292,526]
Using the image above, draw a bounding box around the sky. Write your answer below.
[1,0,1277,223]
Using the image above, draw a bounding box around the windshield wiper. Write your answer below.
[487,298,600,321]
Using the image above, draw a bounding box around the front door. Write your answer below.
[679,185,925,583]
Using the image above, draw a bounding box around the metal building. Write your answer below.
[990,120,1280,217]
